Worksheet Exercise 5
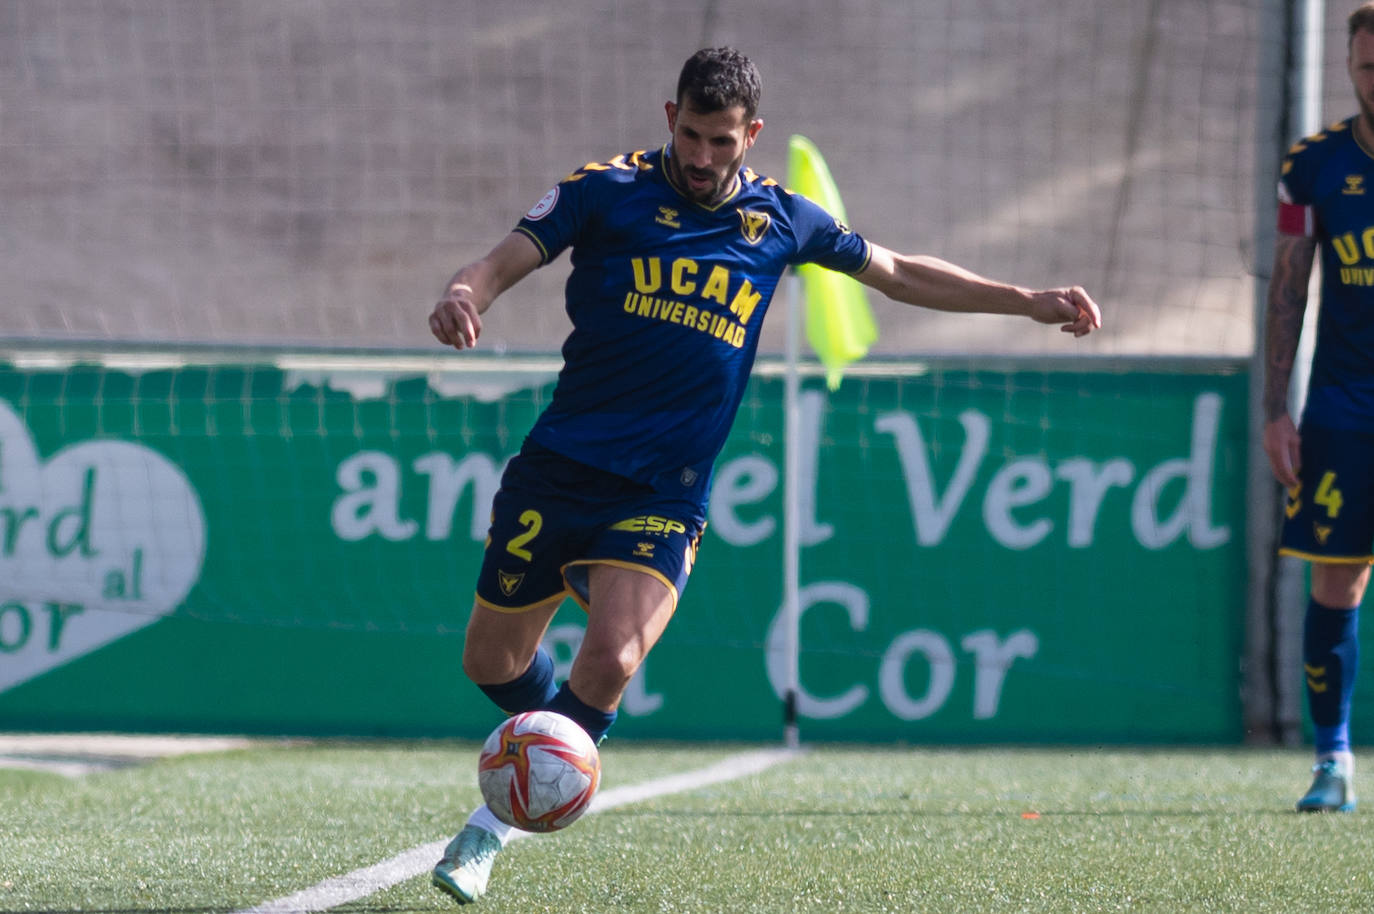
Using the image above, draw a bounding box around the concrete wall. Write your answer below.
[0,1,1342,357]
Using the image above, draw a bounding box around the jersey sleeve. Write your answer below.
[513,169,598,266]
[1277,141,1317,238]
[787,192,871,274]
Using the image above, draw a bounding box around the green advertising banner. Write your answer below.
[0,355,1249,743]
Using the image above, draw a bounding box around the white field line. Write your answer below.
[0,756,129,777]
[0,733,260,776]
[236,747,801,914]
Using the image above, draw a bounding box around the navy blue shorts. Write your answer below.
[474,440,706,613]
[1280,423,1374,564]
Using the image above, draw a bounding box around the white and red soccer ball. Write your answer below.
[478,710,601,832]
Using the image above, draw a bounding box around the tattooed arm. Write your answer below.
[1262,233,1318,488]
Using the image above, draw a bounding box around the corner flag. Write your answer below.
[787,134,877,390]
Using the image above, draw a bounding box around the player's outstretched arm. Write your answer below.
[856,243,1102,337]
[430,232,543,350]
[1261,232,1318,488]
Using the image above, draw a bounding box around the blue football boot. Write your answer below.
[1296,758,1357,813]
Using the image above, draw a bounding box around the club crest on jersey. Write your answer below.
[737,209,771,245]
[498,570,525,597]
[526,187,559,220]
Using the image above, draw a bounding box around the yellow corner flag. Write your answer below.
[787,134,877,390]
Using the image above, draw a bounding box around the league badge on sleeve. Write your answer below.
[526,187,559,221]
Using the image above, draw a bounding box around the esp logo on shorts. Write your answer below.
[610,515,687,537]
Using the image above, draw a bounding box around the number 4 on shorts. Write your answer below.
[1315,471,1344,519]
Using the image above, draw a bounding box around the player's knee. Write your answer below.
[460,650,482,684]
[462,639,524,686]
[1311,562,1372,609]
[571,639,639,690]
[460,646,490,685]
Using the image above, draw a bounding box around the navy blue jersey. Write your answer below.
[513,144,871,506]
[1278,117,1374,430]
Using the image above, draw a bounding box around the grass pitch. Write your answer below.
[1,742,1369,913]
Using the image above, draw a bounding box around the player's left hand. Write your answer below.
[1262,413,1302,489]
[1028,286,1102,337]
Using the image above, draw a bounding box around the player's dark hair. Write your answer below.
[1350,2,1374,46]
[675,47,761,120]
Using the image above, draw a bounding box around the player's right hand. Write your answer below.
[430,285,483,350]
[1028,286,1102,337]
[1262,413,1302,489]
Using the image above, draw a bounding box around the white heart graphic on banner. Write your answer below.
[0,399,206,694]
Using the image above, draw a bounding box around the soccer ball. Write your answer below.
[477,710,601,832]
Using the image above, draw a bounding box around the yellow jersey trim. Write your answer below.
[1277,547,1374,565]
[514,226,551,264]
[473,590,569,615]
[563,558,680,611]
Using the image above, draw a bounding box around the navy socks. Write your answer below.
[477,647,558,715]
[546,681,617,744]
[1303,598,1359,755]
[477,648,616,743]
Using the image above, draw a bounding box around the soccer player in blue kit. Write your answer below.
[1264,2,1374,814]
[428,47,1102,903]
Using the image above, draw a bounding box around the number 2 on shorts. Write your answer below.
[505,509,543,561]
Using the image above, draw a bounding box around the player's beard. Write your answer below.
[1359,92,1374,142]
[670,149,744,205]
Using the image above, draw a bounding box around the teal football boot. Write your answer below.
[432,824,504,904]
